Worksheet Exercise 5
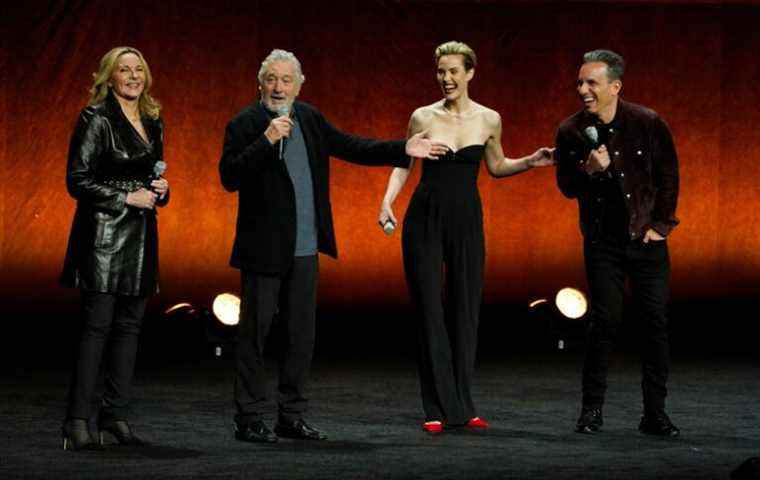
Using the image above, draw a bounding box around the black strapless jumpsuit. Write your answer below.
[402,144,485,425]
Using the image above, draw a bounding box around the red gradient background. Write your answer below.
[3,1,760,314]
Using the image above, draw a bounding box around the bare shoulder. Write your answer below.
[412,103,440,120]
[477,105,501,127]
[409,103,438,131]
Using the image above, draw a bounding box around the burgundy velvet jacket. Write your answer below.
[555,99,680,241]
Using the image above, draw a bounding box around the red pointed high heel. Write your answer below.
[422,420,443,434]
[466,417,490,429]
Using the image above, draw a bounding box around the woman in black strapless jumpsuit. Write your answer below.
[402,145,485,428]
[380,41,554,434]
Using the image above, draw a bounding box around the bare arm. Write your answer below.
[378,111,425,227]
[379,164,414,227]
[484,112,554,178]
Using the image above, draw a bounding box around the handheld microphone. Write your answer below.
[146,161,166,190]
[583,126,600,149]
[276,104,290,160]
[153,160,167,179]
[137,161,167,214]
[582,125,612,177]
[382,220,396,236]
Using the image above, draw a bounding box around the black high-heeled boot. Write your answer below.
[62,418,103,451]
[97,412,147,446]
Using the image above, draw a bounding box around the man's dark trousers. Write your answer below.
[581,235,671,414]
[234,255,318,425]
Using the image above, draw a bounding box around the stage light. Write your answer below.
[212,293,240,326]
[529,298,548,308]
[164,303,195,315]
[555,287,588,319]
[526,288,588,351]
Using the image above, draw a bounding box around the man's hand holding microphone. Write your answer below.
[584,144,611,175]
[265,106,293,159]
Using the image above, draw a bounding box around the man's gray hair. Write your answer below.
[583,49,625,81]
[257,49,306,85]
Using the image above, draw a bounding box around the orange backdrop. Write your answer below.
[3,1,760,313]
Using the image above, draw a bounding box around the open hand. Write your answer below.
[406,131,449,160]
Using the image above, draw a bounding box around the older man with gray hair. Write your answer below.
[220,49,447,443]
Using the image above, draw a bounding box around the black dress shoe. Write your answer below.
[274,418,327,440]
[62,418,104,451]
[234,420,278,443]
[575,407,603,434]
[639,412,680,437]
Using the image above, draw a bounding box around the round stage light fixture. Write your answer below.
[212,293,241,326]
[555,287,588,319]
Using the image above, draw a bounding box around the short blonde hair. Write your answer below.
[434,41,477,71]
[89,46,161,119]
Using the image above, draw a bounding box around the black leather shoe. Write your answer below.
[62,418,104,451]
[274,418,327,440]
[234,420,278,443]
[97,414,148,446]
[575,407,603,434]
[639,411,680,437]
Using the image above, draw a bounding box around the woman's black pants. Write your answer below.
[66,291,148,421]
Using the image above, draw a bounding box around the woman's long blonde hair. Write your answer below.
[88,46,161,119]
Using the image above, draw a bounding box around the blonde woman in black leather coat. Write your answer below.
[60,46,169,451]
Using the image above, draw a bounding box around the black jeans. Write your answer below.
[235,255,318,425]
[582,236,671,414]
[66,291,148,421]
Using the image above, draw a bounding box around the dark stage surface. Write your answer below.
[2,352,759,479]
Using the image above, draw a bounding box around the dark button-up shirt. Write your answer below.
[555,99,680,241]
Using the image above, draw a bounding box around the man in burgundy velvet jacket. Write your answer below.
[555,49,680,437]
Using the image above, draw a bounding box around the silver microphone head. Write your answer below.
[153,161,167,177]
[275,104,291,118]
[583,126,599,146]
[383,220,396,236]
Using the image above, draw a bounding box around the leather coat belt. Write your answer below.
[102,179,146,192]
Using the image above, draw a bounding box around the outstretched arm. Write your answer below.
[483,112,555,178]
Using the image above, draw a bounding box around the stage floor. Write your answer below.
[1,353,758,479]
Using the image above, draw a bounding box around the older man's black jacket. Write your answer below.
[555,99,679,241]
[219,100,409,274]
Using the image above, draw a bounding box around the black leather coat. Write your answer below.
[61,92,168,295]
